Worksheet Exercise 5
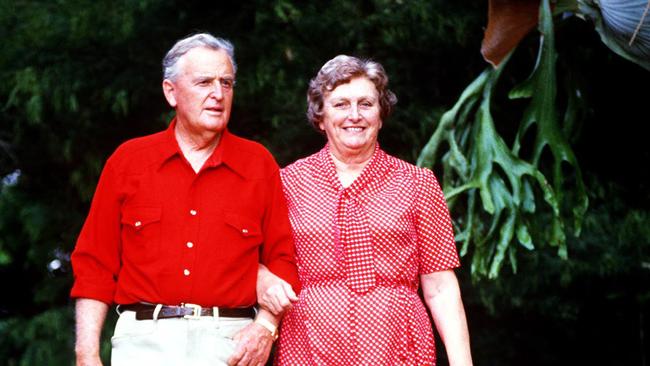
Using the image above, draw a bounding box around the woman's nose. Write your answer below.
[349,105,361,120]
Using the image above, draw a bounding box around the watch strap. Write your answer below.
[255,317,279,340]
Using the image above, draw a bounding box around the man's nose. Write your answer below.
[209,82,224,99]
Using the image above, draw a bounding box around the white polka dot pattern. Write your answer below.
[339,191,375,294]
[275,145,460,366]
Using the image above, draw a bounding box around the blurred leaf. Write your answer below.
[0,308,74,366]
[0,250,10,265]
[578,0,650,71]
[481,0,540,67]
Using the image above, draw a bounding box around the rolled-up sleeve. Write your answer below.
[70,160,122,304]
[259,169,301,293]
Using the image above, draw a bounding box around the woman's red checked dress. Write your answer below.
[275,145,460,366]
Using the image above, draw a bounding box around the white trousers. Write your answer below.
[111,309,252,366]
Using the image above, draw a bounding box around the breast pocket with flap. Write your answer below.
[120,205,162,263]
[222,212,263,259]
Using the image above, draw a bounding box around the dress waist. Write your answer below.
[302,277,418,292]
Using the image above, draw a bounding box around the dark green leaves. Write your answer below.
[418,0,588,279]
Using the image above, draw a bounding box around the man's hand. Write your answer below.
[227,321,275,366]
[257,264,298,315]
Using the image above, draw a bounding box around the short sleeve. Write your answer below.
[415,169,460,273]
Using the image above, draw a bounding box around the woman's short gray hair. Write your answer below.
[162,33,237,81]
[306,55,397,130]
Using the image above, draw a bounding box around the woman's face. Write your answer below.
[319,76,382,160]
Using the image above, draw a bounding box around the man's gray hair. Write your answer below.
[162,33,237,81]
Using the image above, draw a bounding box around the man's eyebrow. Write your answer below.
[193,73,235,79]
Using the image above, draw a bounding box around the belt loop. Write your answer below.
[212,307,220,328]
[152,304,163,321]
[115,304,123,316]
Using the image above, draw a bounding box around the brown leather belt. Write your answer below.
[118,303,256,320]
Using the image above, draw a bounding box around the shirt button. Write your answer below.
[186,241,194,248]
[190,209,197,216]
[183,269,190,276]
[241,228,249,235]
[134,221,142,227]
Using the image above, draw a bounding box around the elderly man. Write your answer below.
[70,33,298,366]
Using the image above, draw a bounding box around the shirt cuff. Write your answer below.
[265,261,301,294]
[70,278,115,305]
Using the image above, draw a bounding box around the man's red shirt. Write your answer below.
[70,120,299,307]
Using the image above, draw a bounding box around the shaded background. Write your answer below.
[1,1,648,365]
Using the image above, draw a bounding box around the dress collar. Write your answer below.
[315,143,391,198]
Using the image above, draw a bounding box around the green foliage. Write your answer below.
[0,306,117,366]
[418,0,589,279]
[465,181,650,365]
[0,307,74,366]
[235,0,485,164]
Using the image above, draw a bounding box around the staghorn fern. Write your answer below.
[418,0,589,279]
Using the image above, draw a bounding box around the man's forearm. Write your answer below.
[75,298,109,364]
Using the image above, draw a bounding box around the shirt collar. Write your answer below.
[209,128,249,178]
[157,119,182,167]
[157,119,247,178]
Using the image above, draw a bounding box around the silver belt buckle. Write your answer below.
[182,303,202,320]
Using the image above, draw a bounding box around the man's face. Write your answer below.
[163,47,235,136]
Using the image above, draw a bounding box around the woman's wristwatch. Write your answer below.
[255,317,279,340]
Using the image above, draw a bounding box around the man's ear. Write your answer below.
[162,79,177,108]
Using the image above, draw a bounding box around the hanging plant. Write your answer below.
[419,0,648,279]
[418,0,589,279]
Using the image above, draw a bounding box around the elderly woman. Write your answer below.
[268,55,472,365]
